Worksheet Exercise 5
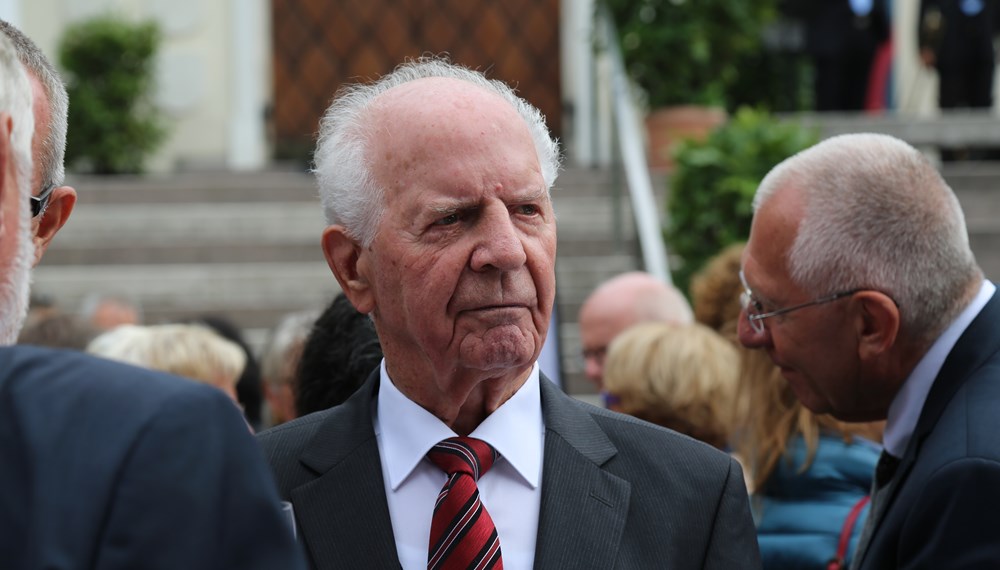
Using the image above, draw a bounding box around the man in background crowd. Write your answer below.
[577,271,692,391]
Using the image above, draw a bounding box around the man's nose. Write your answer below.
[736,308,769,349]
[470,211,527,271]
[584,356,603,388]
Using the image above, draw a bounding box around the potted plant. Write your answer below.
[603,0,779,169]
[60,16,167,174]
[665,107,818,291]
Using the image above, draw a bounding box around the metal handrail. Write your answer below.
[593,3,672,284]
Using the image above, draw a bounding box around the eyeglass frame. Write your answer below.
[739,269,861,334]
[30,182,56,218]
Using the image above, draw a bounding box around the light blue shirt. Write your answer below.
[883,280,996,457]
[961,0,984,16]
[374,359,545,570]
[849,0,873,17]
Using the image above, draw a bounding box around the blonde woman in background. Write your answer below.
[87,323,246,403]
[691,242,882,570]
[602,321,739,450]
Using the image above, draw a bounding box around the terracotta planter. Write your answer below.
[645,105,727,172]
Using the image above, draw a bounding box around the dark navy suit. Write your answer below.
[0,345,306,570]
[854,292,1000,568]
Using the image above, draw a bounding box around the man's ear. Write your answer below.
[321,225,375,314]
[31,185,76,265]
[854,290,900,362]
[0,114,9,186]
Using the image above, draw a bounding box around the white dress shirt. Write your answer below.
[373,360,545,570]
[883,280,996,457]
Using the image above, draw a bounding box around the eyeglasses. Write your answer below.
[30,183,56,218]
[739,269,860,334]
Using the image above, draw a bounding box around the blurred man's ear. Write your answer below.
[0,113,10,187]
[31,184,75,265]
[0,113,15,240]
[322,225,375,315]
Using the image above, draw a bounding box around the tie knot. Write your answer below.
[427,437,498,480]
[875,450,900,488]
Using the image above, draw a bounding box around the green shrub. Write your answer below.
[603,0,778,108]
[59,16,166,174]
[665,107,818,291]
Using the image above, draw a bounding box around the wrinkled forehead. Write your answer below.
[369,77,526,147]
[366,77,538,186]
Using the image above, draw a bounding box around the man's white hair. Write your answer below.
[0,33,36,344]
[313,57,561,247]
[754,133,980,341]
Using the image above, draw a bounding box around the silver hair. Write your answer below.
[0,19,68,190]
[0,32,33,190]
[312,56,561,246]
[754,133,980,340]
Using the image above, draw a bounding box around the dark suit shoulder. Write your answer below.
[0,345,238,430]
[580,397,733,464]
[257,408,335,462]
[557,395,740,496]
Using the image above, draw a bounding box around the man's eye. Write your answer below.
[516,204,539,216]
[434,213,460,226]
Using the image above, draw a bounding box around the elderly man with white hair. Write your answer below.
[258,57,759,570]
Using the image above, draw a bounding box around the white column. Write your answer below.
[561,0,596,166]
[227,0,269,170]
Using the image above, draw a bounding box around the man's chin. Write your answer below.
[458,325,537,371]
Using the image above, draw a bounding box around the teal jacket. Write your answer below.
[754,433,880,570]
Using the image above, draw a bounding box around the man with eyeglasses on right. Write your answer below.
[738,133,1000,569]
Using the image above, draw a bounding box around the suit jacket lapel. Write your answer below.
[292,372,400,569]
[858,292,1000,566]
[533,378,630,568]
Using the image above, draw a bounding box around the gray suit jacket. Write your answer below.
[258,372,761,569]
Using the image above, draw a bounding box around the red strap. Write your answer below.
[827,495,871,570]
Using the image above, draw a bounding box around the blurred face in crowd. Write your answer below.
[578,303,634,388]
[324,77,557,421]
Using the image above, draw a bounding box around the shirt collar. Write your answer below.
[374,360,544,491]
[883,280,995,457]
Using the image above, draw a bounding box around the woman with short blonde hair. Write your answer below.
[87,323,246,403]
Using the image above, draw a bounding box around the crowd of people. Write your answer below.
[2,11,1000,570]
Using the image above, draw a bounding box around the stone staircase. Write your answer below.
[32,171,337,348]
[32,160,998,398]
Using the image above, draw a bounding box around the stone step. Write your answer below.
[66,170,318,205]
[31,262,341,317]
[50,202,325,246]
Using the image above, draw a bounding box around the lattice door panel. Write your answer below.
[272,0,561,160]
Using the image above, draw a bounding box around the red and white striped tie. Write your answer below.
[426,437,503,570]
